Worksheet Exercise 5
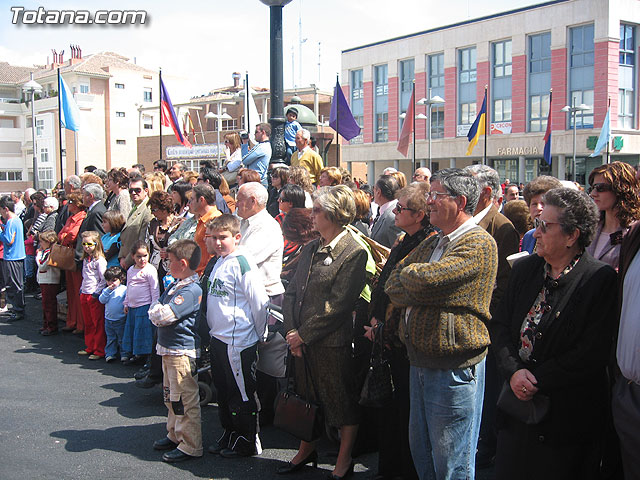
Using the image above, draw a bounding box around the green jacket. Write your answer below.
[385,226,497,369]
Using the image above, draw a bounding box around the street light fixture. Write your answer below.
[561,101,590,182]
[418,93,445,172]
[205,110,232,165]
[22,73,43,189]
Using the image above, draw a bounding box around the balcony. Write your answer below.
[0,127,24,142]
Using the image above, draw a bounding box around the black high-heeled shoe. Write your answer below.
[326,460,354,480]
[276,450,318,475]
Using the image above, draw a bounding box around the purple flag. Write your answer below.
[330,79,361,140]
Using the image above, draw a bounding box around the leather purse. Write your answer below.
[273,352,323,443]
[497,381,550,425]
[48,243,76,271]
[359,324,394,408]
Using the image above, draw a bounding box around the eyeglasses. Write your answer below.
[129,188,142,194]
[394,203,415,213]
[534,217,563,233]
[427,191,454,201]
[588,183,613,194]
[82,242,96,247]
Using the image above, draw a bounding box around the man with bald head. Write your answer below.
[290,129,324,184]
[412,167,432,183]
[168,163,185,183]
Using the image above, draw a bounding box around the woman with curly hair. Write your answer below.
[146,191,178,289]
[318,166,342,187]
[587,161,640,270]
[287,166,314,207]
[105,167,131,217]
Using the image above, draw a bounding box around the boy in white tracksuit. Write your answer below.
[201,214,269,458]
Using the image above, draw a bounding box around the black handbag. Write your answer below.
[359,324,394,408]
[273,351,323,442]
[497,381,550,425]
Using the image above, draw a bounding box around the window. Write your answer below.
[79,84,89,94]
[350,69,364,144]
[493,40,512,123]
[36,118,44,137]
[460,103,477,126]
[115,83,125,89]
[40,147,49,164]
[459,48,477,84]
[0,170,23,181]
[529,93,550,132]
[458,47,477,129]
[116,111,125,118]
[429,53,445,139]
[374,64,388,142]
[399,59,415,131]
[116,139,126,145]
[619,24,635,129]
[528,32,551,131]
[143,88,152,102]
[222,119,237,130]
[143,115,153,130]
[38,167,54,189]
[569,24,595,129]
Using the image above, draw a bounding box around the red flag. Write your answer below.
[397,86,415,157]
[160,78,191,148]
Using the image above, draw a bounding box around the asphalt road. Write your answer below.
[0,295,494,480]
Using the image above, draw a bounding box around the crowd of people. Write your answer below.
[1,149,639,480]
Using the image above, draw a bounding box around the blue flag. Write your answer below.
[329,79,361,140]
[590,108,611,157]
[58,74,80,132]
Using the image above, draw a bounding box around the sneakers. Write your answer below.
[78,349,90,355]
[88,354,103,360]
[105,356,117,363]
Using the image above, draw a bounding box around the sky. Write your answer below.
[0,0,543,100]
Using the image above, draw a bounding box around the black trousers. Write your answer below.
[2,259,24,314]
[209,337,259,455]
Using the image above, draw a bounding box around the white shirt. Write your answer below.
[618,249,640,385]
[240,209,285,296]
[206,249,270,347]
[430,216,478,263]
[472,204,493,225]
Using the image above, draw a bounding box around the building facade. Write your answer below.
[341,0,640,185]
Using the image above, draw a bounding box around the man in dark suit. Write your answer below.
[464,165,520,467]
[370,174,402,248]
[75,183,106,267]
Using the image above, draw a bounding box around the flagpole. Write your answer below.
[57,68,64,185]
[483,85,488,166]
[159,68,163,160]
[245,71,250,136]
[606,96,611,164]
[74,131,79,176]
[412,81,416,173]
[335,73,340,167]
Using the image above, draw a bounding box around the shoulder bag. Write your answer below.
[48,243,76,271]
[359,324,394,407]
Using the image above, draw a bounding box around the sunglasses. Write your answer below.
[534,217,563,233]
[394,203,415,213]
[588,183,613,194]
[129,187,143,194]
[82,242,96,247]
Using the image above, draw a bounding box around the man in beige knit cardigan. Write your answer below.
[385,168,498,480]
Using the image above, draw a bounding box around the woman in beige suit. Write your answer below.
[281,185,369,480]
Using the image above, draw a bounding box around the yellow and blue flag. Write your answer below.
[466,92,487,156]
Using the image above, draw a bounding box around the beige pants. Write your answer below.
[162,355,203,457]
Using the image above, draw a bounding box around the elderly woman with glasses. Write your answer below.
[490,188,617,480]
[280,185,369,479]
[587,161,640,270]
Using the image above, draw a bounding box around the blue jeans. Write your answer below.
[105,317,126,358]
[409,358,486,480]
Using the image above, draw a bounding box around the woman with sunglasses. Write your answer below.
[587,161,640,270]
[364,182,436,480]
[490,188,616,479]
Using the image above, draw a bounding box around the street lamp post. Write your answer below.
[205,109,232,165]
[260,0,293,165]
[418,92,445,172]
[22,73,43,189]
[561,100,590,182]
